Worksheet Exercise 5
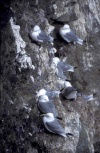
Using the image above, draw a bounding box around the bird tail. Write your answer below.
[66,133,74,137]
[74,66,78,69]
[77,38,83,45]
[56,116,62,120]
[61,132,74,138]
[61,133,67,138]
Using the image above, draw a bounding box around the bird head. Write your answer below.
[63,24,70,30]
[41,113,54,118]
[52,57,60,66]
[46,113,54,118]
[37,89,47,97]
[39,95,49,103]
[64,81,72,88]
[33,25,41,32]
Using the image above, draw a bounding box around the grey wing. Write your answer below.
[57,65,67,80]
[48,102,58,117]
[38,102,58,117]
[63,63,74,72]
[38,102,51,114]
[64,31,78,42]
[58,62,73,72]
[67,91,77,99]
[62,87,76,96]
[37,31,52,42]
[46,119,65,135]
[47,91,59,99]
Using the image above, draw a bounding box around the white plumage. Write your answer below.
[42,113,73,137]
[60,24,83,45]
[30,25,54,44]
[51,57,75,80]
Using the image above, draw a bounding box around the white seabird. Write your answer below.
[38,95,60,118]
[37,88,60,100]
[52,57,75,72]
[37,89,47,97]
[42,113,73,137]
[61,87,77,100]
[51,57,75,80]
[60,24,83,45]
[30,25,54,44]
[57,79,72,90]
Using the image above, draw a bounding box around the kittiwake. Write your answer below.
[42,113,73,137]
[52,57,75,72]
[60,24,83,45]
[57,79,72,90]
[38,95,61,119]
[51,57,75,80]
[30,25,54,44]
[37,88,60,100]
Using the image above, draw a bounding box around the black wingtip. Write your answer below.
[66,133,74,137]
[56,116,62,120]
[74,66,78,69]
[65,79,71,82]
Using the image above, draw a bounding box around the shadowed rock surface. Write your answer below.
[0,0,100,153]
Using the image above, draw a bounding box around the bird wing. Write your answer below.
[62,87,76,96]
[46,119,65,135]
[58,62,74,72]
[64,31,78,42]
[37,31,52,42]
[38,102,58,117]
[57,65,67,80]
[67,91,77,99]
[47,91,59,99]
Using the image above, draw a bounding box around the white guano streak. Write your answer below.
[10,17,35,71]
[83,52,93,71]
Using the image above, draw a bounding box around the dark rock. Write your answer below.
[0,0,100,152]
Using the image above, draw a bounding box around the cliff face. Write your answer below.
[0,0,100,153]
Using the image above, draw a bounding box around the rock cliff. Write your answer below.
[0,0,100,153]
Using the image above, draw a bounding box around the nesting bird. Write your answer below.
[37,88,60,100]
[51,57,75,80]
[52,57,75,72]
[60,24,83,45]
[57,79,72,90]
[42,113,73,137]
[61,87,77,100]
[38,95,60,119]
[30,25,54,44]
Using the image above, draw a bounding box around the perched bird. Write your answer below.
[57,79,72,90]
[51,57,75,80]
[60,24,83,45]
[37,88,60,100]
[37,89,47,97]
[52,57,75,72]
[61,87,77,100]
[38,95,61,119]
[30,25,54,44]
[42,113,73,137]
